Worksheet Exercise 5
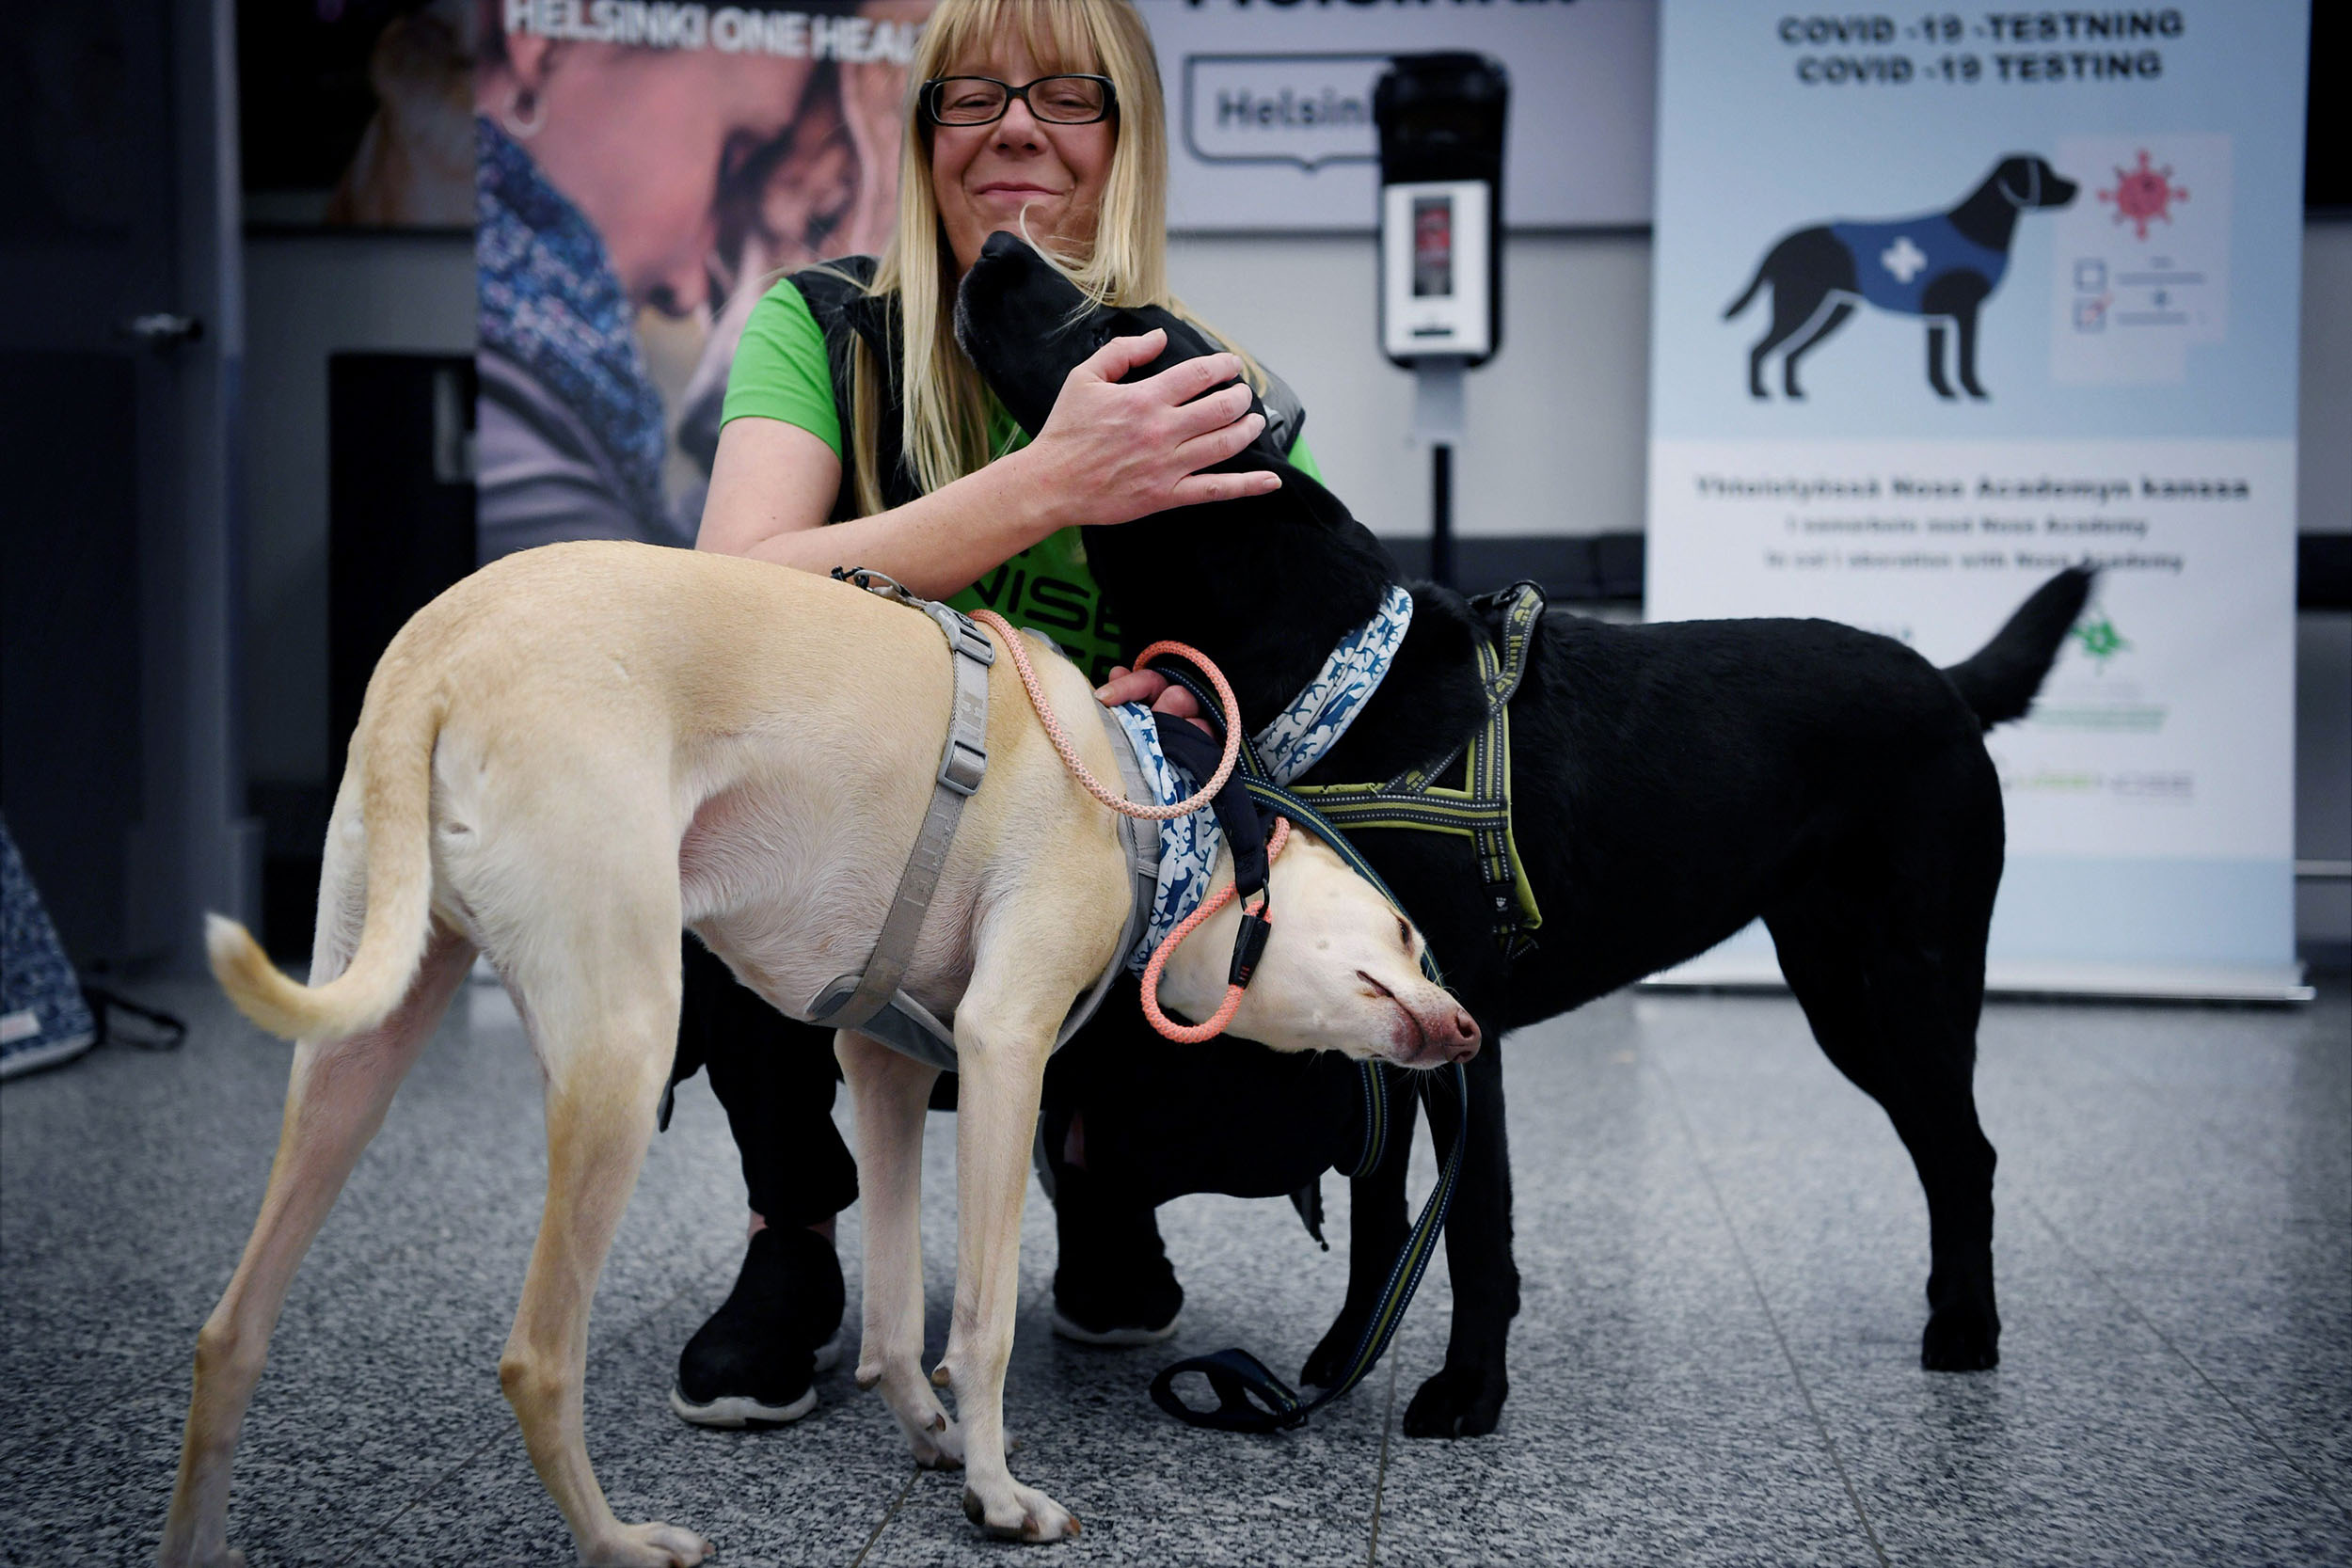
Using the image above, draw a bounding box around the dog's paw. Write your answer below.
[1401,1363,1506,1439]
[962,1481,1080,1543]
[1921,1306,2001,1371]
[582,1520,711,1567]
[157,1549,245,1568]
[911,1409,967,1470]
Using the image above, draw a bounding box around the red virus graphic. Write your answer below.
[2099,150,2188,241]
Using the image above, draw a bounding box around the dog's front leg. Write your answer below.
[940,1000,1074,1543]
[1404,1038,1519,1440]
[835,1030,960,1466]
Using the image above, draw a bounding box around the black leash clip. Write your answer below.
[829,564,918,606]
[1227,907,1272,990]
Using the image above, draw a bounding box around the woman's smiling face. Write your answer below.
[929,33,1115,277]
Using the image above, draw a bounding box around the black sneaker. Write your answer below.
[671,1226,846,1428]
[1049,1165,1184,1347]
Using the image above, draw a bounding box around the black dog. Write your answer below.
[1726,153,2076,401]
[959,231,2090,1437]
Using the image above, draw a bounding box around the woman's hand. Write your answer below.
[1015,329,1285,532]
[1096,664,1210,734]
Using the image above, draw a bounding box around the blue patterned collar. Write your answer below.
[1249,585,1416,784]
[1113,585,1416,972]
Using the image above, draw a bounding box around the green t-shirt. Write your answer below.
[721,277,1320,685]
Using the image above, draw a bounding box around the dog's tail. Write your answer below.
[207,665,448,1042]
[1724,261,1768,320]
[1942,566,2095,730]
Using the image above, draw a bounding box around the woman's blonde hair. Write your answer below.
[846,0,1256,515]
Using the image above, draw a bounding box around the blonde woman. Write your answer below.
[669,0,1324,1431]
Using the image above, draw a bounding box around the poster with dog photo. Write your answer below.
[1645,0,2310,990]
[472,0,935,562]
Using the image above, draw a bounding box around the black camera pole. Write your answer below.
[1431,443,1454,588]
[1413,356,1465,588]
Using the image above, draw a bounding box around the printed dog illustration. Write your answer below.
[1726,154,2077,401]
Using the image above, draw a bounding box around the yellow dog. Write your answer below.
[159,541,1473,1564]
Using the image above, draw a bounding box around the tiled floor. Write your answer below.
[2,976,2344,1565]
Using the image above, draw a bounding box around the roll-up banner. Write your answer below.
[1645,1,2311,1001]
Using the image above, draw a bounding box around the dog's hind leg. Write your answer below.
[1781,303,1852,401]
[1749,290,1840,401]
[159,926,475,1568]
[1765,847,2001,1372]
[1741,230,1854,399]
[837,1029,960,1465]
[496,874,710,1567]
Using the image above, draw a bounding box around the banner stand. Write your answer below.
[1644,4,2311,1001]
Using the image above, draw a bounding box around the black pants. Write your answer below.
[672,936,859,1229]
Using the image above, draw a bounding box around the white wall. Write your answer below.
[1168,231,1652,540]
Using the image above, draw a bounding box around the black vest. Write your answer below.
[788,258,921,521]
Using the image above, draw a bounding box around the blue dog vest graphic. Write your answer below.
[1829,214,2008,315]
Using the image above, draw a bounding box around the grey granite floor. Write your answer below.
[2,977,2344,1566]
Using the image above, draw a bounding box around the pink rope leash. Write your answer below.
[968,610,1244,820]
[966,609,1291,1043]
[1138,817,1293,1042]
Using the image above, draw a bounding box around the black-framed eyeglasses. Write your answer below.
[921,74,1116,127]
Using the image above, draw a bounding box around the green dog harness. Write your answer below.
[1284,579,1548,958]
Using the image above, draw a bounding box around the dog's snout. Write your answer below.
[1439,1006,1481,1062]
[1383,989,1481,1067]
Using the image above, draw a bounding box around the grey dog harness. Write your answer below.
[806,572,1157,1074]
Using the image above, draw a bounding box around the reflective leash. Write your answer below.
[969,609,1300,1050]
[1285,581,1548,958]
[1140,657,1471,1434]
[1147,1058,1466,1433]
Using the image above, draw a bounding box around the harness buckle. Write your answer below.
[939,736,988,796]
[952,620,997,667]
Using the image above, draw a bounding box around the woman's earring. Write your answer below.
[501,85,546,140]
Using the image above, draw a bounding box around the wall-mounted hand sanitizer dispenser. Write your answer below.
[1376,54,1508,368]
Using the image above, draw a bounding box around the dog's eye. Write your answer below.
[1397,916,1413,950]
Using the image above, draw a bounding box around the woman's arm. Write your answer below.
[695,329,1280,599]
